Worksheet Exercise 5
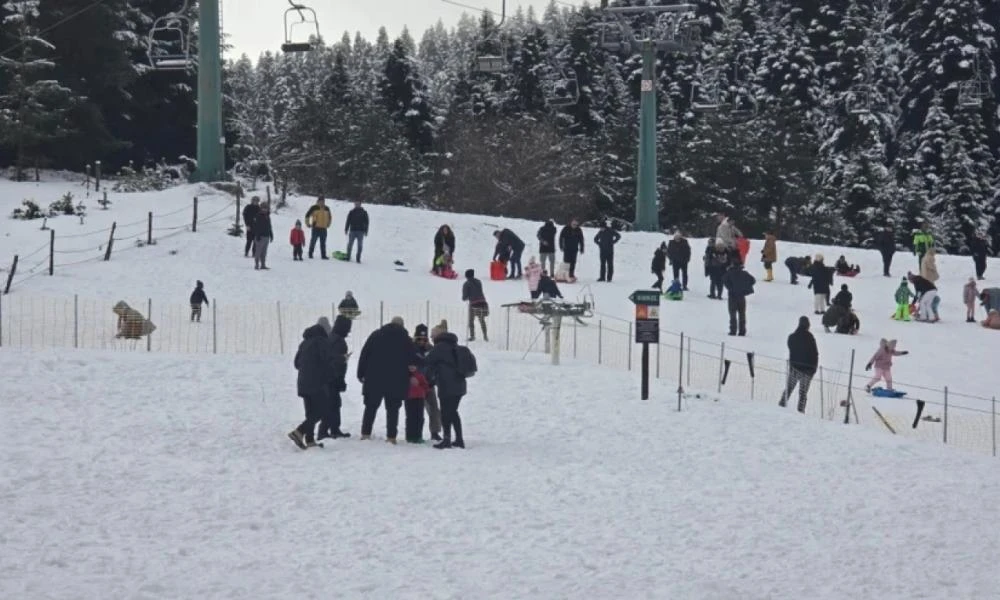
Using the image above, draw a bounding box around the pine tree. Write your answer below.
[381,37,435,154]
[0,0,74,180]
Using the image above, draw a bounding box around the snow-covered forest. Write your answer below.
[1,0,998,251]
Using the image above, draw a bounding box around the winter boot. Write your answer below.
[431,432,443,441]
[386,437,397,445]
[434,439,452,449]
[287,430,307,450]
[333,430,351,438]
[765,267,773,282]
[451,439,465,449]
[359,434,371,440]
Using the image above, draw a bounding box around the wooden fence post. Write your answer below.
[3,255,17,294]
[147,298,152,352]
[192,197,198,232]
[104,222,116,261]
[147,212,153,245]
[94,160,101,192]
[48,229,54,275]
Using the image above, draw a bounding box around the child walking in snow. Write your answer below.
[189,280,209,322]
[338,291,360,319]
[964,277,979,323]
[525,256,543,299]
[892,278,913,321]
[865,339,909,392]
[405,365,430,443]
[290,220,305,261]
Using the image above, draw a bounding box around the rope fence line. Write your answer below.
[0,293,995,458]
[5,196,238,293]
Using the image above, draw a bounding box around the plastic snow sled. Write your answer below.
[870,387,906,398]
[433,268,458,280]
[333,251,351,261]
[490,260,507,281]
[837,269,860,277]
[338,309,361,319]
[664,292,683,301]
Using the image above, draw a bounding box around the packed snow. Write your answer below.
[2,348,1000,599]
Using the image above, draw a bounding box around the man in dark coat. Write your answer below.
[462,269,489,341]
[494,229,525,279]
[344,200,369,262]
[970,232,989,280]
[537,219,558,275]
[558,220,585,279]
[780,316,819,413]
[288,317,337,449]
[251,203,274,270]
[426,325,469,449]
[666,233,691,290]
[318,315,353,440]
[874,227,896,277]
[651,242,667,289]
[242,196,260,257]
[356,316,420,443]
[722,262,755,336]
[594,222,621,282]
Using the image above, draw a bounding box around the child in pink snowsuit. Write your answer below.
[525,256,543,299]
[865,338,909,392]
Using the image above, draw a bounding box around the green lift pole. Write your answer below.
[634,39,659,232]
[192,0,225,183]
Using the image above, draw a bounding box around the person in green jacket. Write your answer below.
[912,223,934,269]
[893,278,913,321]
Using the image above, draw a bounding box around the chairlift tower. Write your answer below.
[502,298,595,366]
[600,1,698,232]
[191,0,225,182]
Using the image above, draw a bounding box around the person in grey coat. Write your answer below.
[426,323,468,449]
[288,317,336,449]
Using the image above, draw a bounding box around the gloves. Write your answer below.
[901,351,909,355]
[865,363,872,371]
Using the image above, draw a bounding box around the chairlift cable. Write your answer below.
[0,0,113,58]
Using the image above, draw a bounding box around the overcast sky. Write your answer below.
[224,0,566,59]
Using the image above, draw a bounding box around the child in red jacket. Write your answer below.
[290,220,305,261]
[405,365,430,443]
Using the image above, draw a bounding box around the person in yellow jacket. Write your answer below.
[761,232,777,281]
[912,222,933,270]
[305,196,333,259]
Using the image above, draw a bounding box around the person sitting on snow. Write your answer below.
[837,310,860,335]
[537,271,563,300]
[434,250,457,279]
[834,255,860,276]
[338,291,360,319]
[664,279,683,301]
[982,309,1000,330]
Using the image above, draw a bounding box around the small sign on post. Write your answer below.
[629,289,660,400]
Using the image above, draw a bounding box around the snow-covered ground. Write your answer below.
[2,348,999,599]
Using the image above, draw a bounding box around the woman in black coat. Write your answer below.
[426,330,468,449]
[288,319,336,448]
[433,225,456,269]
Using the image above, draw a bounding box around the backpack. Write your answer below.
[454,345,478,378]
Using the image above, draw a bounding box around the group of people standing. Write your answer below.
[242,196,369,268]
[487,219,619,283]
[289,314,476,450]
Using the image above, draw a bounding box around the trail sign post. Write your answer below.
[629,290,660,400]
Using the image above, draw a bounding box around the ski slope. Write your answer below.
[2,348,999,599]
[1,175,997,403]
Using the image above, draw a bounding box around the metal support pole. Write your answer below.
[634,40,659,232]
[819,366,825,419]
[212,301,218,354]
[147,212,153,245]
[572,319,577,358]
[505,306,511,351]
[686,335,691,386]
[425,300,430,326]
[73,294,78,348]
[191,0,225,182]
[277,301,284,354]
[544,321,551,354]
[943,387,949,444]
[992,396,996,457]
[0,291,4,347]
[677,332,684,411]
[379,301,384,326]
[95,160,101,192]
[146,298,152,352]
[640,342,649,400]
[104,222,116,261]
[843,350,856,424]
[717,342,725,393]
[655,335,660,378]
[551,314,562,366]
[192,197,198,232]
[598,320,603,364]
[48,229,54,275]
[628,321,633,371]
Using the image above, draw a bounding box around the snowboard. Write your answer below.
[870,387,906,398]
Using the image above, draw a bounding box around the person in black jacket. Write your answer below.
[356,316,420,443]
[970,232,989,280]
[706,241,730,299]
[806,255,833,313]
[779,316,819,413]
[494,229,525,278]
[426,324,468,449]
[832,283,852,309]
[874,227,896,277]
[594,222,621,282]
[189,280,209,322]
[722,262,755,336]
[242,196,260,257]
[433,225,456,270]
[666,233,691,290]
[288,317,337,449]
[785,256,812,284]
[537,219,558,275]
[462,269,489,341]
[558,220,585,278]
[317,315,353,440]
[537,272,563,299]
[651,242,667,289]
[251,202,274,270]
[344,200,369,262]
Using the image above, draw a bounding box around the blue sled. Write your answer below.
[871,387,906,398]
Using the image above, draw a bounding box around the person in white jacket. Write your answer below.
[714,214,743,251]
[920,247,939,283]
[525,257,543,299]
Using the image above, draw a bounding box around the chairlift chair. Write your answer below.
[477,54,506,73]
[147,11,195,71]
[600,19,629,53]
[689,72,723,112]
[957,78,990,108]
[546,71,580,107]
[846,85,873,115]
[676,20,700,47]
[282,1,320,53]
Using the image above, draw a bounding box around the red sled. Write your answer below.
[837,270,860,278]
[490,260,507,281]
[736,237,750,263]
[434,267,458,280]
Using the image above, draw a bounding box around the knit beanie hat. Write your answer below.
[345,291,353,298]
[841,284,848,291]
[391,316,404,327]
[414,324,428,339]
